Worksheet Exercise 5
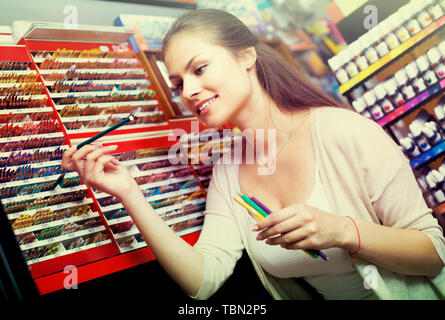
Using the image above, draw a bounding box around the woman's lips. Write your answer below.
[198,96,218,115]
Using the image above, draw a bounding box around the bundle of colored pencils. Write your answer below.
[232,192,328,261]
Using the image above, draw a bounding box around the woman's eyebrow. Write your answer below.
[169,55,201,80]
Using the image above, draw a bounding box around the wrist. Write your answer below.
[118,179,143,205]
[339,216,360,253]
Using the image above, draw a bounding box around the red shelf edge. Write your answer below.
[34,230,200,295]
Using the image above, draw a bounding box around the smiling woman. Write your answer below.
[162,9,343,128]
[63,9,445,301]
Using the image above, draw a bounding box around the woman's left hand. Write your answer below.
[254,203,352,251]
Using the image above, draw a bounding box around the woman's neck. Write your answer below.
[231,84,310,157]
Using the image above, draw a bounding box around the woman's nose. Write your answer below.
[182,77,201,99]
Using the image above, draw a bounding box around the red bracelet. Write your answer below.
[346,216,360,260]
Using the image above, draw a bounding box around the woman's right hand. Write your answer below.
[61,144,138,200]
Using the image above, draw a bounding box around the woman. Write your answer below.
[62,9,445,299]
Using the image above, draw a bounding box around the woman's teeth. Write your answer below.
[199,96,217,113]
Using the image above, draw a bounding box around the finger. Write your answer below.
[71,144,103,162]
[94,155,119,174]
[255,203,306,230]
[257,217,304,240]
[266,227,307,245]
[255,209,293,230]
[83,146,118,177]
[61,146,77,171]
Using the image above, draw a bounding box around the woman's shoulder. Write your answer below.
[312,106,407,165]
[312,106,390,143]
[313,106,373,130]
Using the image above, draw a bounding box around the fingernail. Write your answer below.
[111,158,120,165]
[252,225,259,232]
[256,234,263,240]
[106,145,118,150]
[90,143,102,148]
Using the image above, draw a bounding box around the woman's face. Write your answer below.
[164,32,254,128]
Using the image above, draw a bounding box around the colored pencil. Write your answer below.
[52,114,135,190]
[234,192,328,261]
[231,195,264,220]
[249,195,272,215]
[238,192,268,217]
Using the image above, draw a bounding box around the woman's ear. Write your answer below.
[238,46,257,70]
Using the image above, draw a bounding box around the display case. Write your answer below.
[0,23,212,296]
[327,1,445,228]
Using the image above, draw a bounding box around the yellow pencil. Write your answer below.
[232,194,264,220]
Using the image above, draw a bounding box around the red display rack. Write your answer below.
[0,24,214,295]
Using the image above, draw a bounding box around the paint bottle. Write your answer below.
[374,24,390,57]
[381,17,400,51]
[360,34,379,64]
[352,97,372,119]
[374,83,394,114]
[393,10,411,43]
[399,136,422,158]
[439,163,445,179]
[416,54,430,78]
[426,171,445,204]
[405,61,425,94]
[426,0,444,20]
[399,3,422,35]
[409,121,431,152]
[423,122,442,145]
[426,121,444,138]
[384,78,405,106]
[427,46,445,79]
[440,0,445,11]
[343,47,359,78]
[350,40,369,71]
[363,91,384,120]
[395,69,409,88]
[438,40,445,59]
[423,67,439,86]
[411,0,433,28]
[328,54,349,84]
[395,68,416,100]
[434,98,445,131]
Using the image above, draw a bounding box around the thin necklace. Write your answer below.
[257,113,308,169]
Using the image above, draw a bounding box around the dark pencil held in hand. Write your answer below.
[53,114,136,189]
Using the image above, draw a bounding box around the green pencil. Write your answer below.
[238,192,268,217]
[77,114,135,149]
[52,114,135,189]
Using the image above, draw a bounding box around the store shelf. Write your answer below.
[27,239,112,265]
[339,15,445,94]
[13,209,98,235]
[377,79,445,127]
[410,140,445,169]
[7,198,94,220]
[0,131,63,143]
[54,100,158,112]
[49,89,149,98]
[1,184,86,204]
[1,171,77,188]
[38,68,145,75]
[20,225,105,250]
[99,185,201,212]
[33,57,139,64]
[0,107,53,114]
[44,79,149,86]
[0,145,67,158]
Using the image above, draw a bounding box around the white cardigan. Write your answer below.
[191,107,445,300]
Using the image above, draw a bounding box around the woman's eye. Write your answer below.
[195,65,207,75]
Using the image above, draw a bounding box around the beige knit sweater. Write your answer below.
[191,107,445,300]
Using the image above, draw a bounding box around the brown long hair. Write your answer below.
[162,9,344,112]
